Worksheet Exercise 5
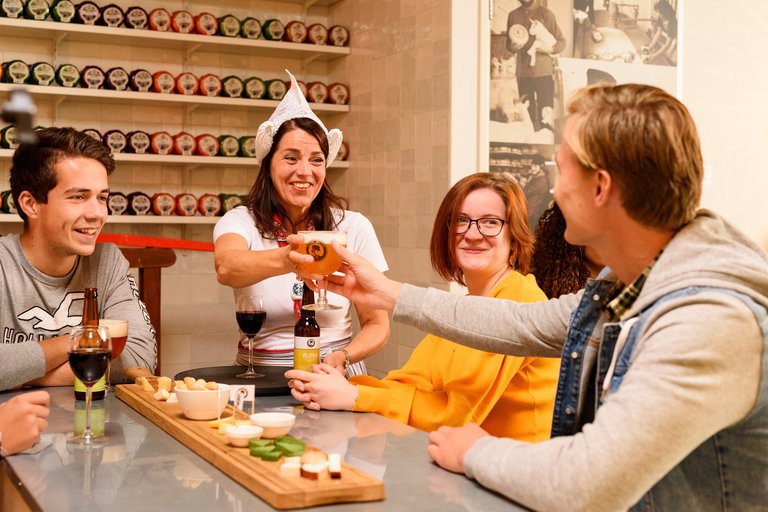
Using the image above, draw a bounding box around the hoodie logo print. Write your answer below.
[17,292,84,331]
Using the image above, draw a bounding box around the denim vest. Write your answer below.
[551,280,768,511]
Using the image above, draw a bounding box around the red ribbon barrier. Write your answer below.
[96,233,214,252]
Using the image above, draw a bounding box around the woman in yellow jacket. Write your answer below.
[287,173,564,442]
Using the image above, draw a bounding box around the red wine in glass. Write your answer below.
[236,295,266,378]
[69,349,111,384]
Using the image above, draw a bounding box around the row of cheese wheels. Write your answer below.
[0,61,351,105]
[108,192,244,217]
[0,125,351,160]
[0,1,350,46]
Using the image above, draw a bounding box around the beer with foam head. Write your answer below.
[99,319,128,359]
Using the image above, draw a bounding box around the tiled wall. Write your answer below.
[1,0,452,379]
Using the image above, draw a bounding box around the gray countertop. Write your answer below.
[1,386,528,511]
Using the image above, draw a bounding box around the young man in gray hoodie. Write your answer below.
[291,83,768,511]
[0,127,156,391]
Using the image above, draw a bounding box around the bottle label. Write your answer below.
[74,375,105,394]
[294,336,319,371]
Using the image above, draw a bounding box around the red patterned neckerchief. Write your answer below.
[273,214,314,319]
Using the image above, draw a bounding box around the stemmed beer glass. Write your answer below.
[297,231,347,311]
[67,325,111,445]
[236,295,266,378]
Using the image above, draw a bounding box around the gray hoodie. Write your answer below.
[394,210,768,511]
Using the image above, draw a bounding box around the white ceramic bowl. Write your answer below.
[225,425,264,447]
[175,384,231,420]
[249,412,296,438]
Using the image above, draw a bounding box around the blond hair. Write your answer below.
[565,83,703,231]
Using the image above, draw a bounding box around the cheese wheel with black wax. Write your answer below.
[55,63,80,87]
[126,131,150,154]
[98,4,123,27]
[198,74,222,97]
[126,192,151,215]
[220,76,244,98]
[23,0,49,20]
[328,25,349,47]
[74,1,100,25]
[242,77,265,99]
[198,194,221,217]
[195,134,219,156]
[217,14,240,37]
[175,72,198,95]
[129,69,152,92]
[239,17,261,39]
[175,193,198,216]
[104,67,129,90]
[171,10,193,33]
[172,132,196,156]
[283,21,307,43]
[327,83,349,105]
[148,8,170,31]
[80,66,105,89]
[1,0,23,18]
[193,12,217,35]
[152,193,175,216]
[3,60,29,84]
[261,19,284,41]
[338,141,349,161]
[50,0,75,22]
[150,131,173,154]
[306,23,328,45]
[151,71,175,94]
[102,130,127,153]
[217,135,239,156]
[107,192,127,215]
[124,6,147,29]
[264,79,287,100]
[306,82,328,103]
[238,136,256,158]
[27,62,55,86]
[82,128,101,142]
[0,125,19,149]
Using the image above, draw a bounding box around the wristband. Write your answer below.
[336,349,351,370]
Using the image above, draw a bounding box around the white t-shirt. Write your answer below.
[213,207,388,351]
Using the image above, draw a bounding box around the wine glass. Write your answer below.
[99,319,128,391]
[236,295,266,378]
[67,325,111,445]
[297,231,347,310]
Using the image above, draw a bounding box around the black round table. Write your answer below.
[174,365,292,396]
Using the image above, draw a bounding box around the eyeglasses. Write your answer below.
[453,216,506,236]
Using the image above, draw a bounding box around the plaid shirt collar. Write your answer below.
[602,250,664,322]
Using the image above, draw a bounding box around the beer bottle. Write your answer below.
[294,283,320,371]
[75,287,106,400]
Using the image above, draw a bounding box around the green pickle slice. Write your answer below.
[248,439,272,449]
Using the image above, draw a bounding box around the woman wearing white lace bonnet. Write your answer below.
[213,70,390,377]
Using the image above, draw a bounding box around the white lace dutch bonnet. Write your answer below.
[254,70,343,166]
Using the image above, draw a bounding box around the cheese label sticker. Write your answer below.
[220,17,239,36]
[53,2,74,21]
[223,79,243,97]
[178,195,197,214]
[28,0,47,18]
[267,20,284,39]
[157,74,174,93]
[131,196,151,215]
[103,7,122,26]
[8,62,29,83]
[108,195,127,215]
[130,133,150,153]
[245,80,264,99]
[109,69,129,90]
[79,4,99,24]
[220,138,239,155]
[127,9,147,29]
[242,19,260,38]
[175,12,193,32]
[201,76,221,96]
[201,196,220,215]
[156,196,174,215]
[2,0,22,18]
[151,10,170,30]
[58,66,79,86]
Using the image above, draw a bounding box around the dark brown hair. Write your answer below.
[565,83,703,231]
[11,127,115,223]
[529,203,591,298]
[430,172,534,286]
[242,118,347,238]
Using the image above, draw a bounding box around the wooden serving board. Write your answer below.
[116,383,384,509]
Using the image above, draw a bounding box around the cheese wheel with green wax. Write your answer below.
[55,63,79,87]
[220,76,244,98]
[28,62,55,86]
[1,0,23,18]
[238,136,256,157]
[50,0,74,22]
[261,19,284,41]
[0,125,19,149]
[239,17,261,39]
[3,60,30,84]
[217,135,239,156]
[23,0,49,20]
[264,79,287,100]
[217,15,240,37]
[242,77,265,99]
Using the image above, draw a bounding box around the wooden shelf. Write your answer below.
[0,83,349,114]
[0,148,350,168]
[0,213,219,224]
[0,18,349,60]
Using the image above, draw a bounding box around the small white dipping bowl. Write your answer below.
[175,384,231,421]
[225,425,264,447]
[249,412,296,438]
